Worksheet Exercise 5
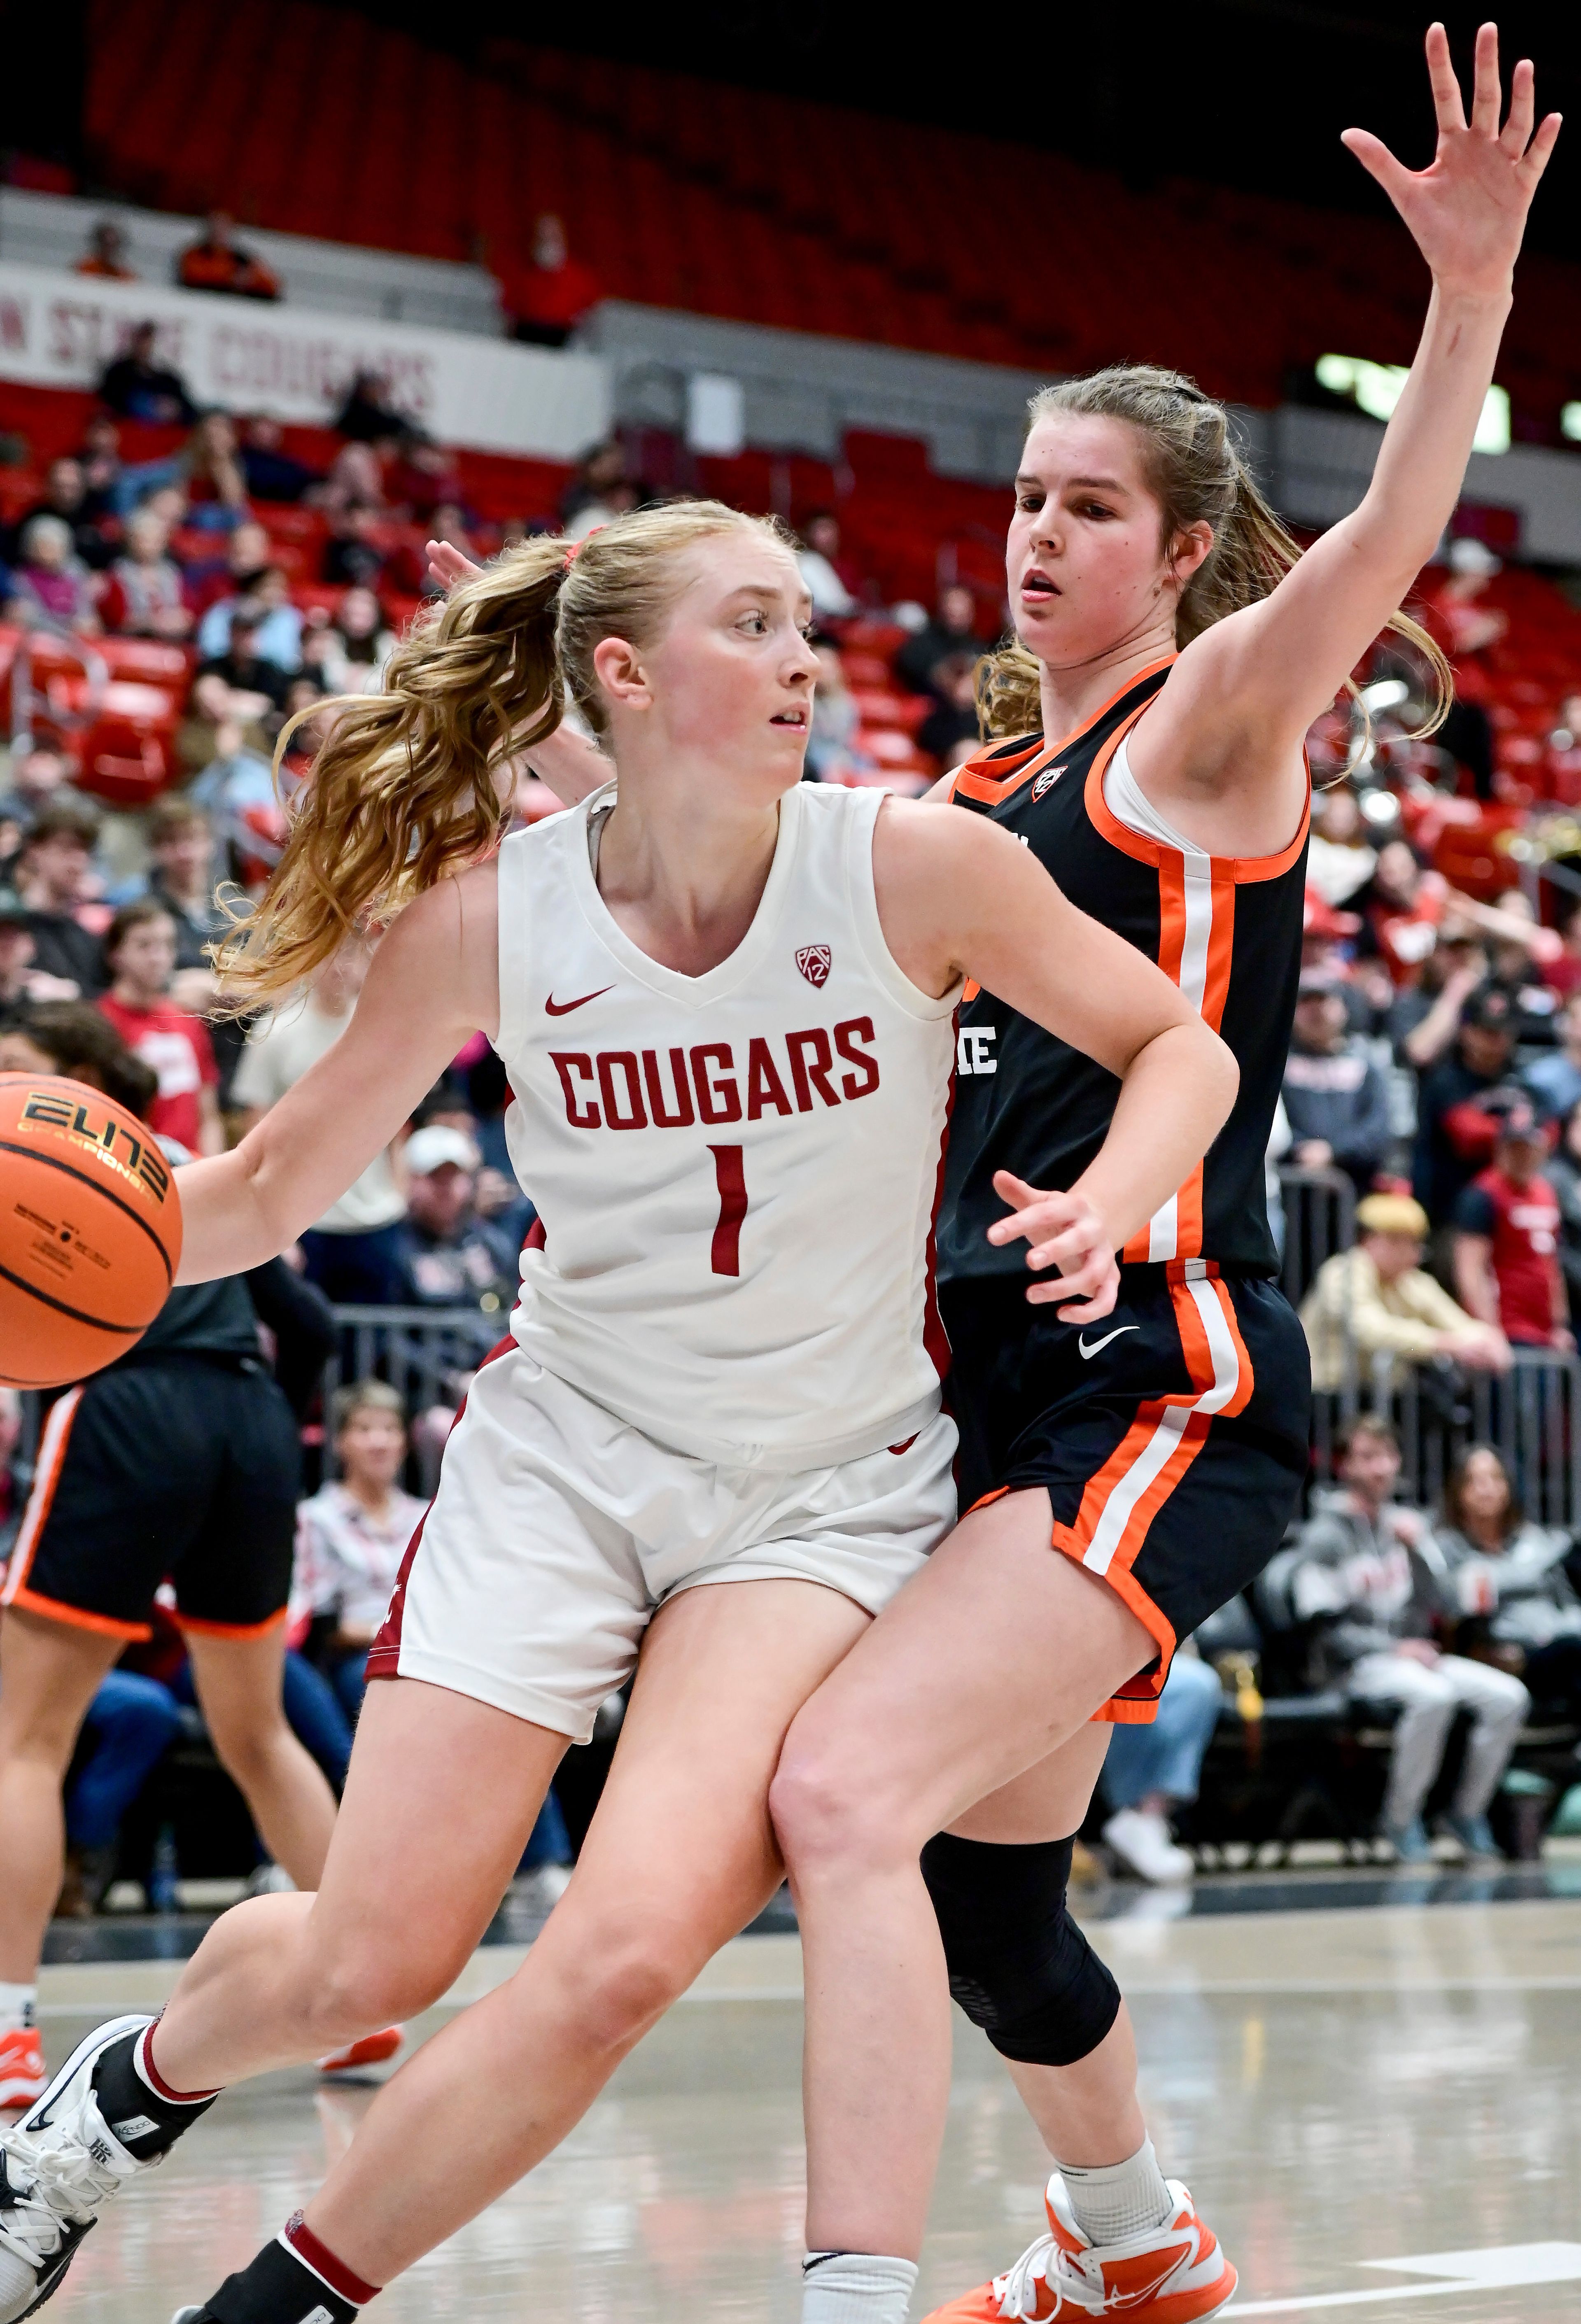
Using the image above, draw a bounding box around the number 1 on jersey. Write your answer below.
[709,1145,747,1276]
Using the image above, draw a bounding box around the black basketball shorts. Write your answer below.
[1,1355,301,1641]
[940,1261,1311,1723]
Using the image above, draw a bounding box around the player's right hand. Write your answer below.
[987,1170,1120,1322]
[1341,23,1559,304]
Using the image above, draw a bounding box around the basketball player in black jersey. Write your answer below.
[767,28,1559,2324]
[410,54,1546,2309]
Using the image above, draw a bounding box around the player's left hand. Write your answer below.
[1342,23,1560,301]
[426,538,483,594]
[987,1170,1120,1319]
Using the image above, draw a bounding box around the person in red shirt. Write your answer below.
[1362,839,1447,987]
[1453,1096,1573,1351]
[97,900,224,1155]
[497,212,601,346]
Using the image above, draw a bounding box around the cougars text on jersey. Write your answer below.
[548,1021,881,1129]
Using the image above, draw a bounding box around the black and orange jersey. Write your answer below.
[940,658,1308,1284]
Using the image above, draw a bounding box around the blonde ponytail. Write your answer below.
[215,499,785,1008]
[977,364,1453,752]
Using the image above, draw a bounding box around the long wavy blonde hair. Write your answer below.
[977,364,1453,743]
[215,499,788,1007]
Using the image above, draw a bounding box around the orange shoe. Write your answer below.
[316,2026,404,2081]
[0,2026,45,2110]
[922,2173,1235,2322]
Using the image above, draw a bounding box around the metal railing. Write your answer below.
[1278,1167,1581,1523]
[9,1281,1581,1529]
[1277,1163,1356,1310]
[324,1303,504,1415]
[0,1308,504,1527]
[8,620,108,755]
[1311,1352,1581,1523]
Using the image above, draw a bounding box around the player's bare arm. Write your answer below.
[171,866,500,1282]
[1133,23,1559,841]
[874,797,1238,1318]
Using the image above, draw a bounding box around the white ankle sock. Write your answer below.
[0,1982,36,2031]
[1058,2136,1173,2245]
[802,2251,918,2324]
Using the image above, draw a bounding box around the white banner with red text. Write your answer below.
[0,262,611,458]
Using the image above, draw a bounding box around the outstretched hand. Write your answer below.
[1342,23,1560,300]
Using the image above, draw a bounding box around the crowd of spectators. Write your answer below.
[7,288,1581,1897]
[0,397,454,657]
[1285,1420,1535,1863]
[1286,752,1581,1397]
[1230,674,1581,1874]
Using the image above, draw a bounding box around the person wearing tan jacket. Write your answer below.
[1301,1191,1510,1392]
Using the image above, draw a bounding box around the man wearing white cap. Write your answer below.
[394,1125,519,1312]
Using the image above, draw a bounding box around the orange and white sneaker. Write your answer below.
[0,2030,44,2112]
[922,2172,1235,2323]
[316,2026,404,2081]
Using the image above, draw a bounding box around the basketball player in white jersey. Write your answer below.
[0,500,1236,2324]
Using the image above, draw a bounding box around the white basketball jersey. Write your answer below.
[495,781,959,1468]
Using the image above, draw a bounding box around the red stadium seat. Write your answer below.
[97,639,194,688]
[77,726,175,809]
[849,689,932,737]
[91,0,1581,406]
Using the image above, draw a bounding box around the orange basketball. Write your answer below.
[0,1073,183,1390]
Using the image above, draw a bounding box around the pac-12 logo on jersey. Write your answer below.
[1031,764,1066,802]
[795,944,832,988]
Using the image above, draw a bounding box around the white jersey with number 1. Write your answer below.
[495,779,960,1469]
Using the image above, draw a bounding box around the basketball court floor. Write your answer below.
[32,1867,1581,2324]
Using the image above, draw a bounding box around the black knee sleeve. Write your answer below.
[920,1831,1121,2068]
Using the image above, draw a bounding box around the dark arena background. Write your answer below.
[0,5,1579,2319]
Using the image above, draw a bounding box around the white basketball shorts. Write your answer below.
[366,1340,958,1741]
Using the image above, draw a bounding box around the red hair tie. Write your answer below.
[563,524,604,569]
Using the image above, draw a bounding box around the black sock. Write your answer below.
[202,2234,366,2323]
[92,2026,219,2161]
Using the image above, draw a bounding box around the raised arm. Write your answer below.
[1133,23,1559,839]
[172,864,500,1282]
[875,799,1239,1318]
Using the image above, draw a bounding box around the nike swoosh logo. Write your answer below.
[1078,1325,1138,1360]
[545,986,614,1016]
